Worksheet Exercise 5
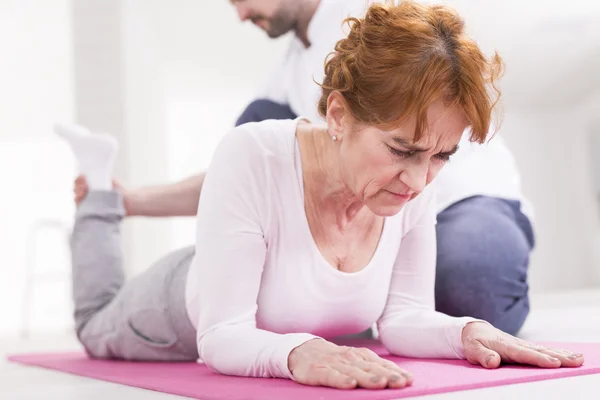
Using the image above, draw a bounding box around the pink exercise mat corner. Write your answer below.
[8,339,600,400]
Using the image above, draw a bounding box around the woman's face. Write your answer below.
[328,96,469,217]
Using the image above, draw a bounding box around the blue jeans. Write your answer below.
[436,196,534,335]
[237,100,535,335]
[236,99,297,126]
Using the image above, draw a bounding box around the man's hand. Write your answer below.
[74,175,135,216]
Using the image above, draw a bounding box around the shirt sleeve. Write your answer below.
[191,126,318,379]
[377,187,480,359]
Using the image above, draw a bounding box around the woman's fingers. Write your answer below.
[543,349,584,367]
[337,361,389,389]
[464,340,501,369]
[493,339,561,368]
[369,357,413,387]
[333,361,405,389]
[353,348,413,388]
[521,343,585,368]
[315,367,357,390]
[344,359,412,389]
[379,359,414,386]
[463,323,585,370]
[361,359,408,388]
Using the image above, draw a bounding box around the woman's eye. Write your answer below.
[387,145,412,158]
[387,145,452,163]
[434,153,451,163]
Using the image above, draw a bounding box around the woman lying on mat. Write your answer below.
[56,0,584,391]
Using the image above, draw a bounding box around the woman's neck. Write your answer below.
[297,124,368,231]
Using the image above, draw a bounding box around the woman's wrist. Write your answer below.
[288,338,331,374]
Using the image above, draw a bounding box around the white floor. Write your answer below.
[2,288,600,400]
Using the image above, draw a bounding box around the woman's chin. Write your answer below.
[366,201,407,217]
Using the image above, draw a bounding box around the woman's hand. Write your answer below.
[462,321,585,369]
[288,338,413,390]
[73,175,88,206]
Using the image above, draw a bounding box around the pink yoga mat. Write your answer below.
[9,339,600,400]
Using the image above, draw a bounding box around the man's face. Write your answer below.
[230,0,298,38]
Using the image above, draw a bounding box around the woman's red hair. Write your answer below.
[318,0,504,143]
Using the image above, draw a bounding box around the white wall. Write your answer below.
[0,0,74,140]
[0,0,75,334]
[501,107,600,291]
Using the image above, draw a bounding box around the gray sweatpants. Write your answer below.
[71,191,198,361]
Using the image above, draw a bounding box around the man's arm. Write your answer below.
[124,173,205,217]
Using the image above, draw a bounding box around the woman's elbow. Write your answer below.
[378,324,423,358]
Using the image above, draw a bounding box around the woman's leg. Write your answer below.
[71,190,125,334]
[74,192,197,360]
[54,123,122,332]
[56,124,198,361]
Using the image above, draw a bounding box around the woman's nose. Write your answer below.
[400,163,428,193]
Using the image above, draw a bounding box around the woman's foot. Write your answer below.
[55,123,118,191]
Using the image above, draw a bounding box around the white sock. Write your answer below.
[54,123,118,191]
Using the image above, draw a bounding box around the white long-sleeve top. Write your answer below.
[255,0,533,218]
[185,118,477,380]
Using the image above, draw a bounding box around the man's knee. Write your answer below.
[435,197,533,334]
[435,249,530,335]
[235,99,297,126]
[436,268,530,335]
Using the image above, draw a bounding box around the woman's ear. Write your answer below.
[325,91,349,140]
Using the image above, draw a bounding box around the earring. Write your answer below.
[332,135,338,141]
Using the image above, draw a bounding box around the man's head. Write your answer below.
[230,0,301,38]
